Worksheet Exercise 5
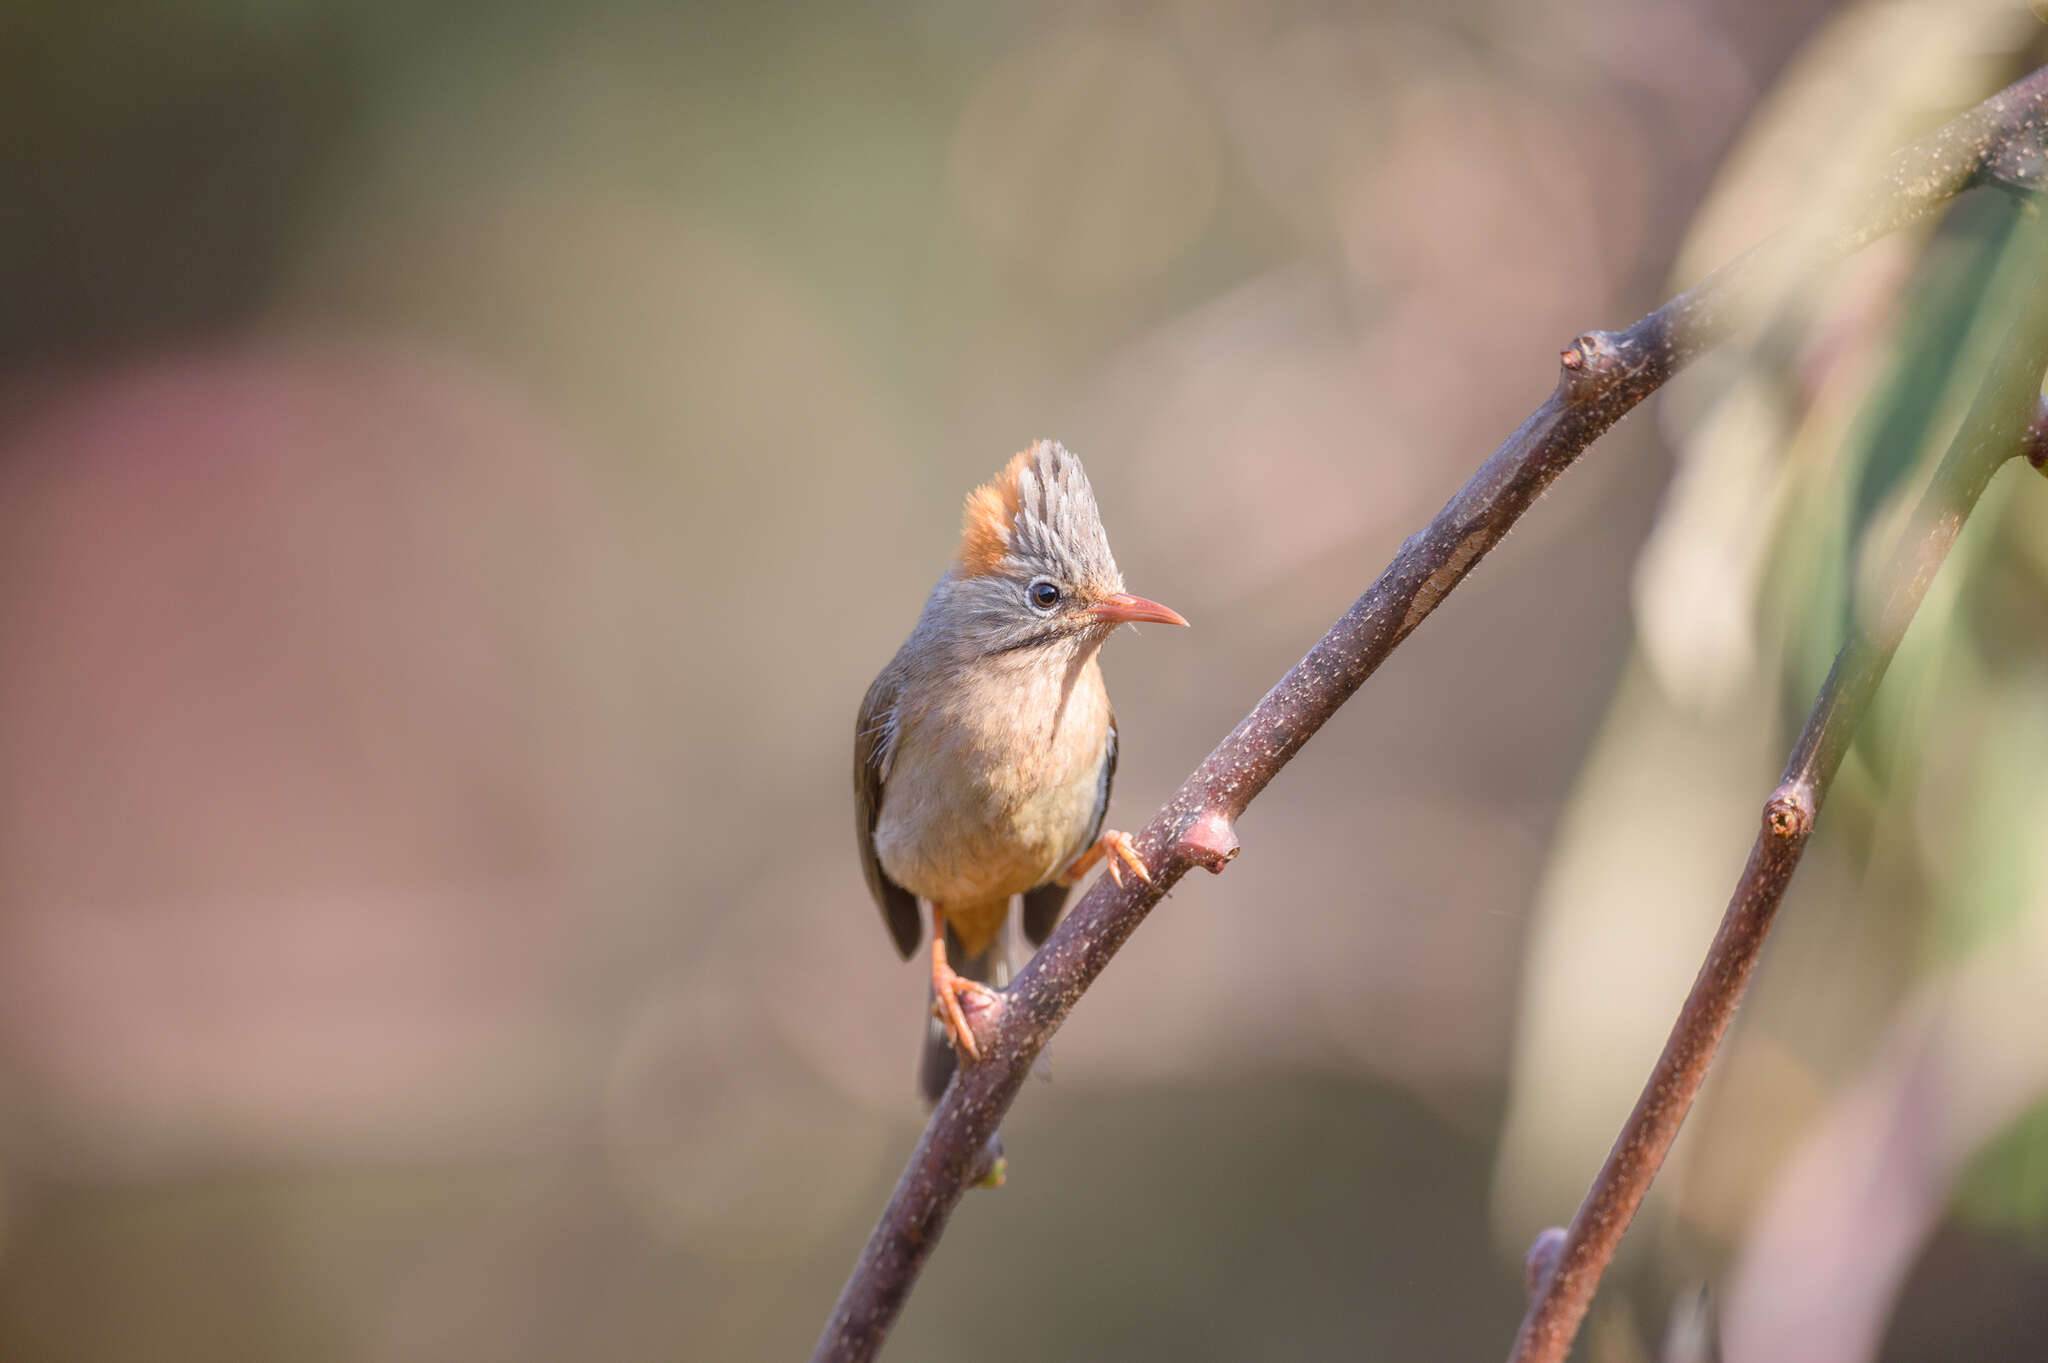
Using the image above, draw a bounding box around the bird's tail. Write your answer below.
[919,918,1007,1105]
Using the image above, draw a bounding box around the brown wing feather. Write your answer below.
[855,663,922,958]
[1023,713,1116,946]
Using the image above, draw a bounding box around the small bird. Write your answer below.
[855,441,1188,1101]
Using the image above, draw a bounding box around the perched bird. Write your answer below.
[855,441,1188,1102]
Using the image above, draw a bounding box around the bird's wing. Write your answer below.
[1023,712,1117,946]
[855,663,922,959]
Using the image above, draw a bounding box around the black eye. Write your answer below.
[1028,580,1062,610]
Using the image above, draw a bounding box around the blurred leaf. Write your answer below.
[1840,193,2019,579]
[1927,672,2048,962]
[1761,193,2046,834]
[1954,1096,2048,1245]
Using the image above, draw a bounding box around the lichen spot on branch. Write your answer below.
[1400,531,1489,636]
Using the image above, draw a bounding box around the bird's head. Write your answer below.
[941,440,1187,658]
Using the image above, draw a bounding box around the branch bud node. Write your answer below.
[1559,330,1623,400]
[1763,783,1816,839]
[1176,810,1241,873]
[1524,1227,1568,1301]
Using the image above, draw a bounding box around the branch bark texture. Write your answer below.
[1508,237,2048,1363]
[812,63,2048,1363]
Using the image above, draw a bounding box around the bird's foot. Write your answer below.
[931,959,997,1063]
[1058,828,1153,889]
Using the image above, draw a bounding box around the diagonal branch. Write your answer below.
[1507,242,2048,1363]
[811,63,2048,1363]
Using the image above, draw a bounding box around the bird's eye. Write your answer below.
[1028,580,1062,611]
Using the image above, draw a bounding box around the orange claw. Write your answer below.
[930,905,995,1063]
[931,965,994,1062]
[1059,828,1152,889]
[1108,831,1151,886]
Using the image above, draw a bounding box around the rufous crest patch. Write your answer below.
[955,447,1032,576]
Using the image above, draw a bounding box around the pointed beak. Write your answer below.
[1084,591,1190,629]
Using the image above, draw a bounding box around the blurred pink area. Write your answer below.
[0,341,640,1165]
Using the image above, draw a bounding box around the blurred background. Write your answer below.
[5,0,2048,1358]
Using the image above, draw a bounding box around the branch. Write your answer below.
[1508,240,2048,1363]
[812,63,2048,1363]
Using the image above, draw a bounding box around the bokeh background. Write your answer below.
[5,0,2048,1359]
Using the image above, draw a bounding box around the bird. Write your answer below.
[854,440,1188,1102]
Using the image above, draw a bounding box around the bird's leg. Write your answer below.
[930,904,996,1063]
[1057,829,1152,890]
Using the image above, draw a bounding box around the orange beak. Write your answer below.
[1084,591,1190,629]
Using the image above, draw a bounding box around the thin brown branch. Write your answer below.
[1508,237,2048,1363]
[811,63,2048,1363]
